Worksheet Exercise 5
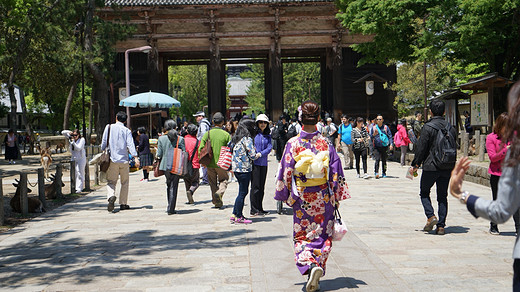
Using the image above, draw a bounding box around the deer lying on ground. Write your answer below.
[38,146,52,178]
[10,180,45,213]
[45,173,65,200]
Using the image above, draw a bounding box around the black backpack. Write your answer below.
[271,124,280,140]
[430,122,457,170]
[287,124,297,139]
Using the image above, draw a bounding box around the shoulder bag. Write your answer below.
[183,139,199,179]
[198,129,213,167]
[170,137,188,176]
[99,125,111,172]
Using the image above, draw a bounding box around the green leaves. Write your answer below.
[336,0,520,79]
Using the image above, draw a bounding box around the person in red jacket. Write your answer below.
[184,124,200,204]
[394,119,412,167]
[486,113,518,234]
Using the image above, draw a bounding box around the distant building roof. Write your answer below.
[228,79,251,96]
[106,0,331,5]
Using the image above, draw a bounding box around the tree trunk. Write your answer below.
[84,0,109,143]
[18,89,35,155]
[8,71,18,131]
[88,96,94,144]
[63,82,77,130]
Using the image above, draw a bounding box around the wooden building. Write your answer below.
[100,0,396,123]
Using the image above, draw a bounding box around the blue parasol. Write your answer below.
[119,91,181,108]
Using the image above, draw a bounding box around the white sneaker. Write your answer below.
[356,174,361,178]
[363,173,370,179]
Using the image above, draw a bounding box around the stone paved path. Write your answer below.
[0,154,514,291]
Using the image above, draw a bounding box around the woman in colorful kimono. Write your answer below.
[274,100,350,292]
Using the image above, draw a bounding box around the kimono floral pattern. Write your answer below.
[274,130,350,276]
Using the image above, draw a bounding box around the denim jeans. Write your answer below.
[420,170,451,227]
[233,172,251,218]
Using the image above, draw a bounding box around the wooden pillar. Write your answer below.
[207,9,225,117]
[478,135,486,162]
[20,172,28,216]
[0,178,4,226]
[330,29,344,121]
[85,162,90,191]
[321,53,333,119]
[70,161,76,194]
[37,168,47,210]
[95,163,100,185]
[55,164,63,199]
[267,7,283,121]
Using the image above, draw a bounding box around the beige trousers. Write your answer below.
[207,167,229,198]
[340,142,354,168]
[106,161,130,204]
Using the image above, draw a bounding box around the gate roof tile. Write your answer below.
[106,0,331,5]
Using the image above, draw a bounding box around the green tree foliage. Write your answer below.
[336,0,520,79]
[283,62,320,115]
[392,60,487,117]
[242,63,265,115]
[168,65,208,122]
[0,0,134,136]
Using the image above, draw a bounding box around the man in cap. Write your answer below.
[198,112,230,208]
[194,111,211,185]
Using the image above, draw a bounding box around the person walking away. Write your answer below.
[179,121,189,137]
[101,111,137,212]
[198,112,231,208]
[351,117,370,179]
[250,114,272,216]
[394,119,411,167]
[194,111,211,185]
[449,80,520,289]
[62,129,86,193]
[369,115,393,178]
[275,115,288,162]
[324,117,338,145]
[137,127,153,182]
[230,119,260,224]
[184,124,200,204]
[156,120,185,214]
[287,117,300,140]
[274,100,350,292]
[411,100,457,235]
[4,129,19,164]
[337,114,354,170]
[485,113,519,234]
[412,111,424,140]
[463,110,474,134]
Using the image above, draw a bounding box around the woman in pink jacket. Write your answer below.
[394,119,411,166]
[486,113,518,235]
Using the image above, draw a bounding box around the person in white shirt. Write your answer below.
[62,129,86,193]
[101,111,138,212]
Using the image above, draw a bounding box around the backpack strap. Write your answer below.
[189,140,199,162]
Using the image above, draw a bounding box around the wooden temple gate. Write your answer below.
[100,0,397,122]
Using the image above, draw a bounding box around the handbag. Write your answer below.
[99,125,111,172]
[332,206,348,241]
[198,130,213,167]
[183,140,199,179]
[170,137,188,176]
[217,145,232,171]
[153,159,164,177]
